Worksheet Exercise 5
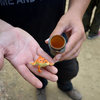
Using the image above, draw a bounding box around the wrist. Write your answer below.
[68,0,91,20]
[65,10,82,22]
[0,27,16,55]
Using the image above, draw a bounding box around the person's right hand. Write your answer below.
[0,27,58,88]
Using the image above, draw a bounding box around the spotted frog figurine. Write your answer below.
[30,56,54,72]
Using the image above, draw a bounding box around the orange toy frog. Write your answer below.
[30,56,54,72]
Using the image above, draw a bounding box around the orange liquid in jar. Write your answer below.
[51,35,65,49]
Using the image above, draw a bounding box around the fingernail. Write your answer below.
[37,82,43,88]
[52,66,58,74]
[53,75,58,82]
[45,38,49,42]
[54,68,58,74]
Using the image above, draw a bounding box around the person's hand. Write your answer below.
[46,11,86,62]
[0,27,58,88]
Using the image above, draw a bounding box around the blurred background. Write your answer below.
[0,1,100,100]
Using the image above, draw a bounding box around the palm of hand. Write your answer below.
[0,28,57,88]
[4,28,39,67]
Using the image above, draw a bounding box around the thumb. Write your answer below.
[45,22,65,43]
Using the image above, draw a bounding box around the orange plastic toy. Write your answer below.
[30,56,54,72]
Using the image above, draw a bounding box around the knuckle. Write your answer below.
[78,28,85,35]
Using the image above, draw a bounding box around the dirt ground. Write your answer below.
[0,36,100,100]
[0,1,100,100]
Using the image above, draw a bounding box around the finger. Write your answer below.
[27,64,58,82]
[45,19,67,42]
[62,31,83,56]
[50,22,65,37]
[69,49,81,60]
[53,32,81,62]
[64,49,80,60]
[60,39,83,61]
[45,38,49,44]
[61,48,81,61]
[31,48,57,74]
[45,66,58,74]
[29,59,58,74]
[16,64,43,88]
[37,48,54,64]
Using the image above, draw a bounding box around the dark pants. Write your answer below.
[0,0,79,92]
[83,0,100,35]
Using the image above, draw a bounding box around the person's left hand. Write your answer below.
[45,11,86,62]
